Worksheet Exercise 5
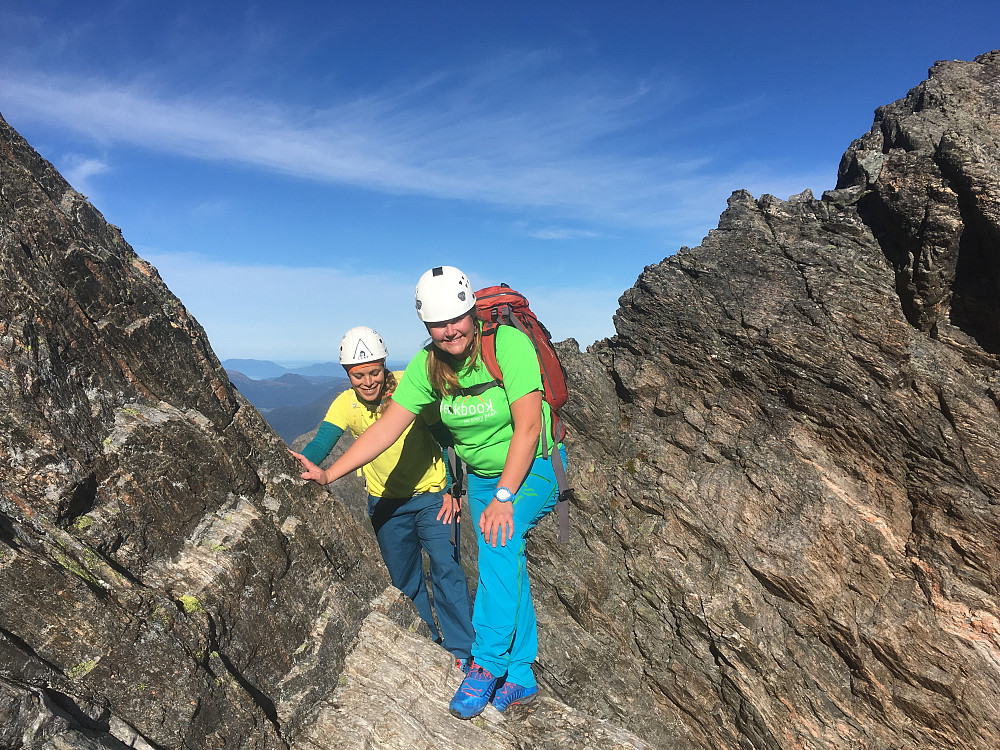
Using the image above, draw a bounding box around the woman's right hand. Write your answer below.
[316,400,417,486]
[290,451,327,485]
[479,497,514,547]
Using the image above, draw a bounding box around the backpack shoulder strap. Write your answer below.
[478,320,503,386]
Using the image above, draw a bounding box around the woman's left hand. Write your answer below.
[480,498,514,547]
[477,391,540,548]
[437,492,461,524]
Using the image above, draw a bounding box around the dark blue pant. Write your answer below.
[368,489,474,660]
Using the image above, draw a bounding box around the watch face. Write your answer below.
[496,488,513,502]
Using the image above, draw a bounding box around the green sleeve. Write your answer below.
[495,325,543,402]
[300,421,344,465]
[392,349,437,414]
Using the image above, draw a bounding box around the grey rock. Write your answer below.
[293,588,655,750]
[839,51,1000,351]
[0,109,401,748]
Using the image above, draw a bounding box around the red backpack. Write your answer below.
[474,284,571,542]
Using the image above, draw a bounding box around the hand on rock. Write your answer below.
[290,451,326,484]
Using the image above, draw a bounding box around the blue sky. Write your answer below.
[2,2,997,363]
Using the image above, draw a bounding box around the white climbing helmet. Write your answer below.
[414,266,475,323]
[339,326,388,366]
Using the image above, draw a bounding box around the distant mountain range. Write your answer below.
[223,359,402,444]
[223,360,350,444]
[222,358,408,379]
[226,370,342,408]
[222,358,344,380]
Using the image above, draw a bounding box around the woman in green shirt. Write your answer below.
[296,267,565,720]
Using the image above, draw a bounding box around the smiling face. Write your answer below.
[348,361,387,404]
[425,313,477,359]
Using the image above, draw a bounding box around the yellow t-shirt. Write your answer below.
[322,371,446,498]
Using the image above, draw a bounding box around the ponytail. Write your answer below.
[381,369,398,400]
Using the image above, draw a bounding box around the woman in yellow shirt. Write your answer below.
[292,326,473,668]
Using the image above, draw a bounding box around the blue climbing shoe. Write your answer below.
[449,663,502,719]
[455,657,472,674]
[492,680,538,712]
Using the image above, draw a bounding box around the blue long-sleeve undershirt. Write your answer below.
[300,421,344,465]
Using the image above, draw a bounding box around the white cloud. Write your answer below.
[0,66,832,235]
[141,250,421,361]
[190,199,233,219]
[525,226,605,240]
[58,154,109,197]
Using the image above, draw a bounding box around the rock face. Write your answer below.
[526,51,1000,749]
[0,112,410,747]
[3,50,1000,750]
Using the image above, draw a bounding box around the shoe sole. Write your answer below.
[449,708,480,720]
[495,690,537,712]
[449,687,498,720]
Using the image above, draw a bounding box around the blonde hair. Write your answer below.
[381,368,398,400]
[426,317,481,396]
[372,368,398,418]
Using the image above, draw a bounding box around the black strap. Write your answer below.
[453,330,572,543]
[446,446,464,562]
[453,378,501,398]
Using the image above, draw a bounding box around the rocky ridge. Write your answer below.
[529,51,1000,749]
[3,50,1000,750]
[0,107,418,747]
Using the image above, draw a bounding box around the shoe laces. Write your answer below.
[460,665,496,697]
[496,680,521,698]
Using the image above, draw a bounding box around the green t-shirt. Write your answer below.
[393,325,553,477]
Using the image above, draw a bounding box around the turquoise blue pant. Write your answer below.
[466,447,564,687]
[368,489,475,660]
